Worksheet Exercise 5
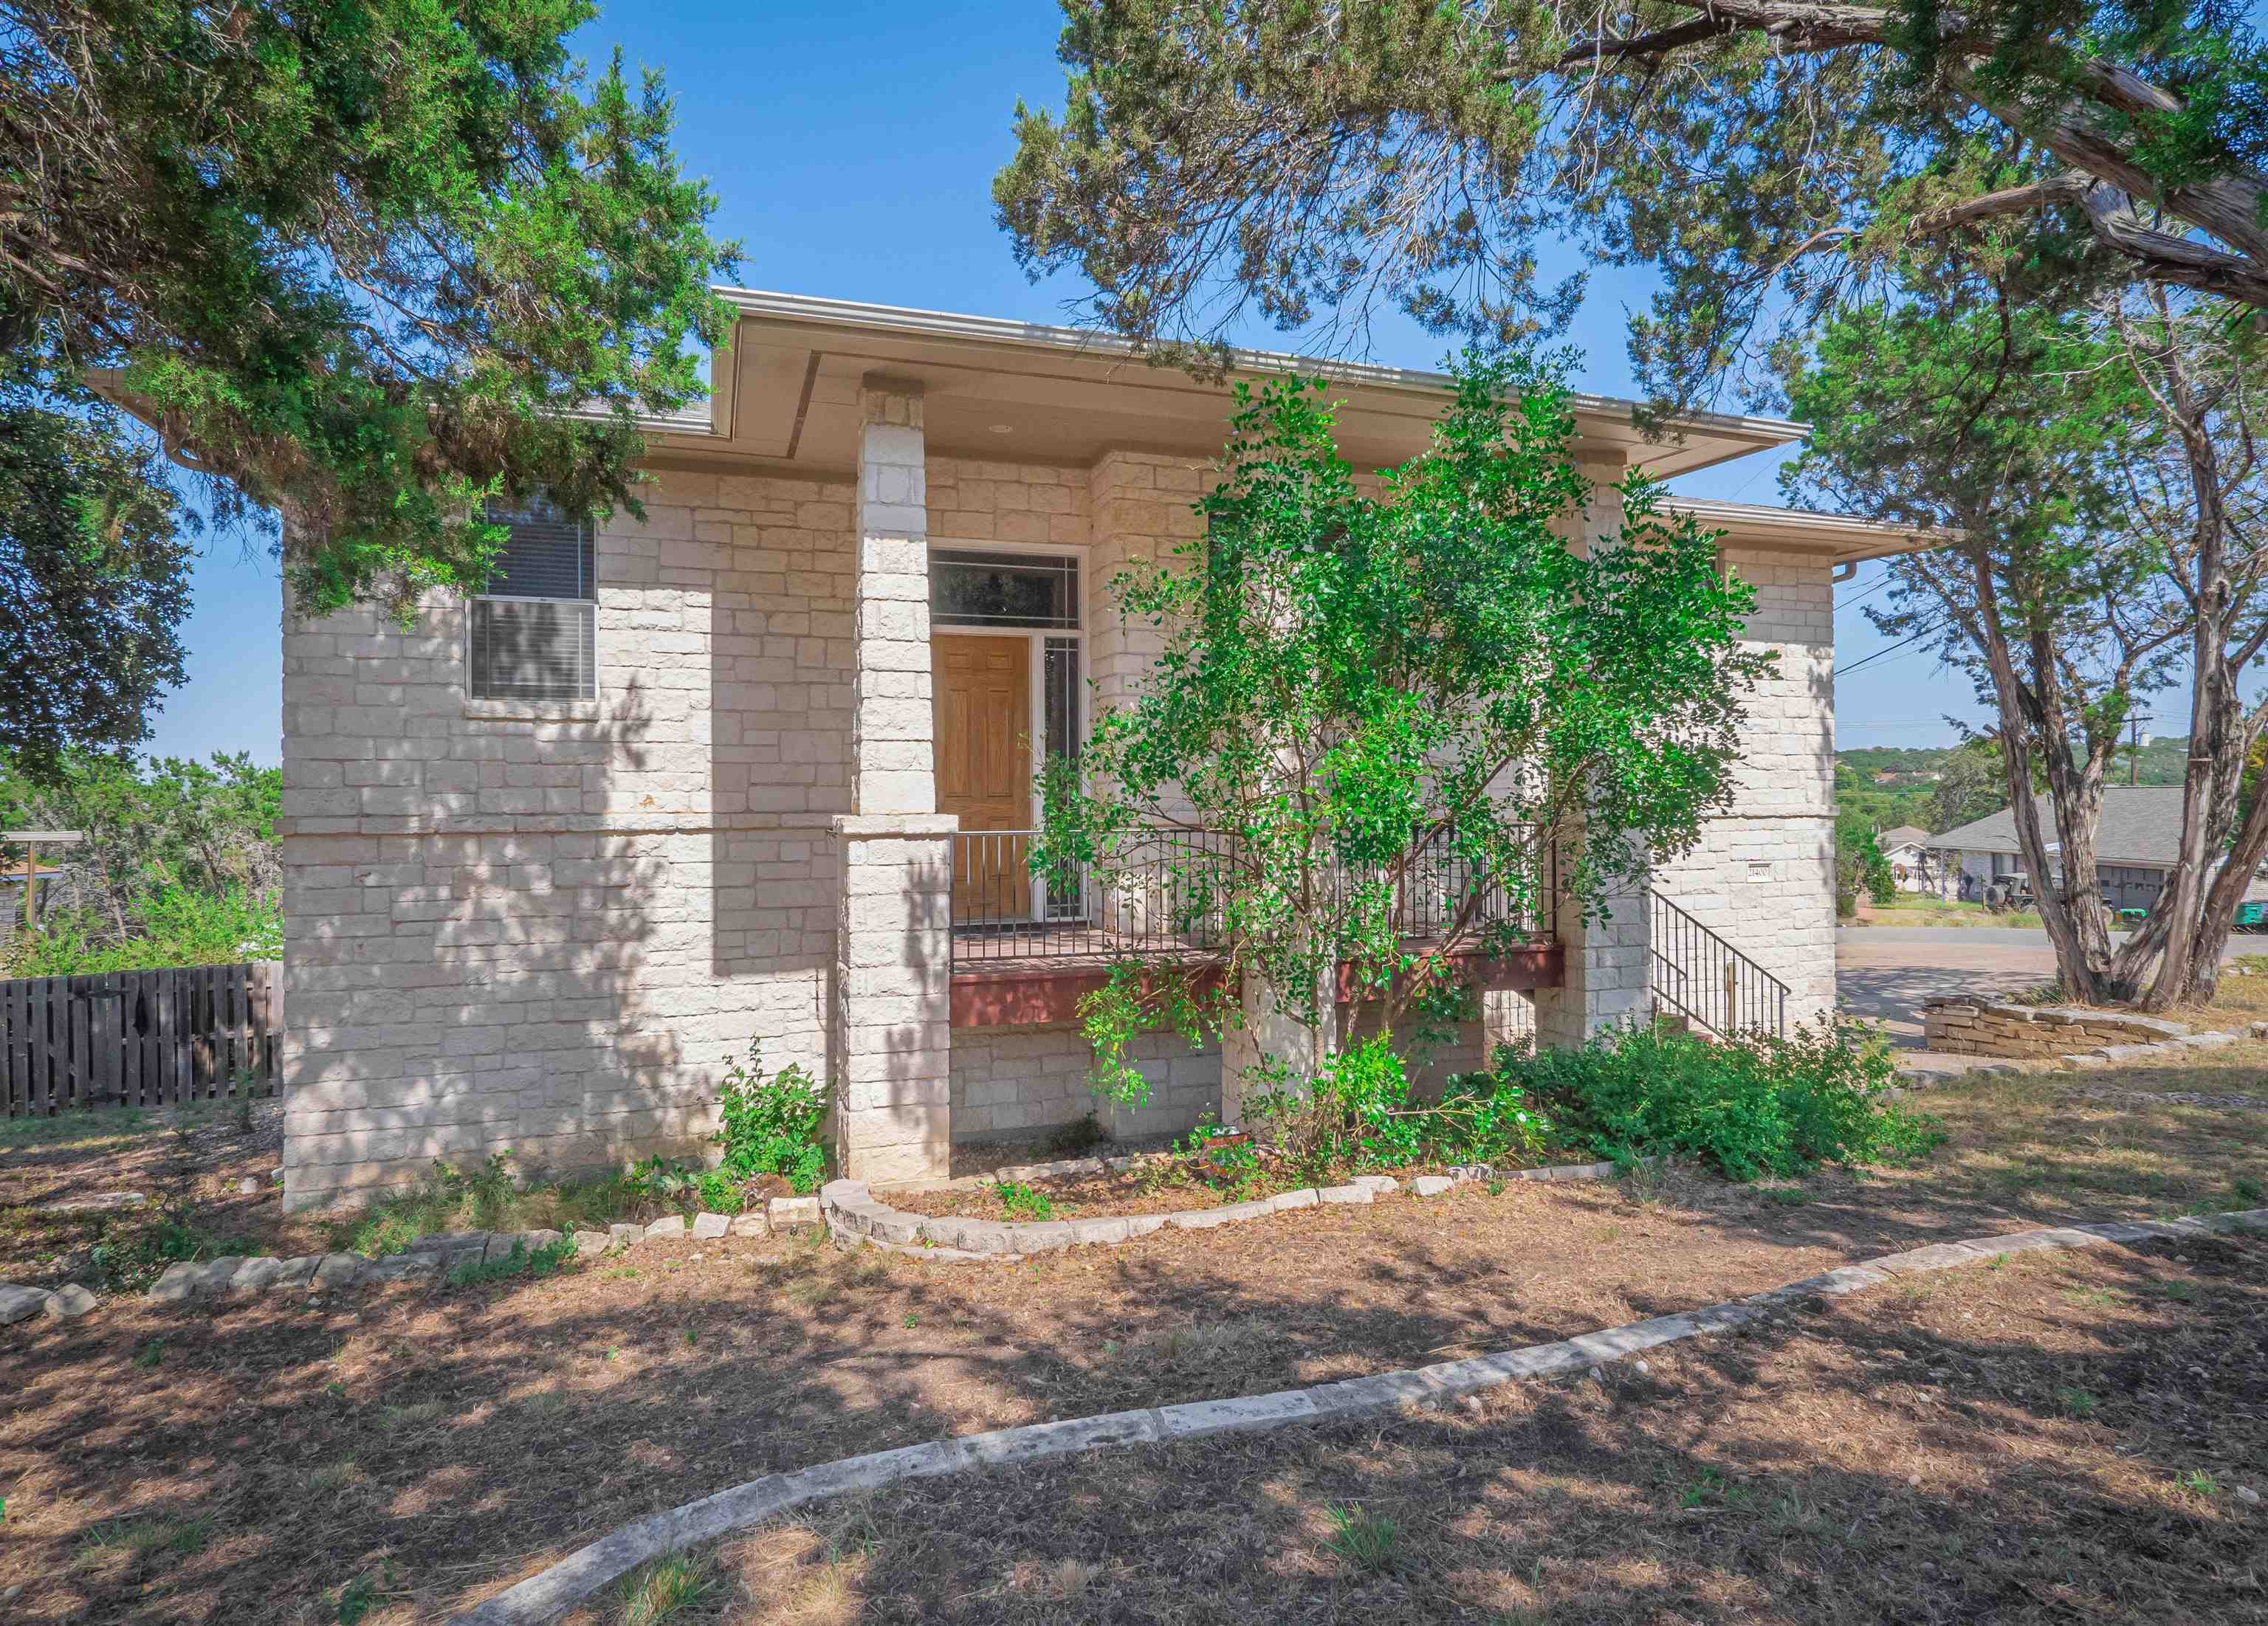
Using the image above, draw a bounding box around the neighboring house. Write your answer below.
[198,292,1939,1208]
[1929,788,2185,912]
[1875,824,1939,894]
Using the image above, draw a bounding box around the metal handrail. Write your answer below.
[948,827,1553,972]
[1646,890,1790,1039]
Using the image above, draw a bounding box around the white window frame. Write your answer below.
[465,501,601,709]
[929,538,1087,923]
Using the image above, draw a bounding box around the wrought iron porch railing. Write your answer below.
[1646,890,1791,1039]
[948,827,1554,972]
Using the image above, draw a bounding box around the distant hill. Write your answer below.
[1835,737,2186,833]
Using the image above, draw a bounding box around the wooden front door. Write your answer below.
[934,635,1031,921]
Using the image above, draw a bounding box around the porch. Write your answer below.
[942,827,1567,1027]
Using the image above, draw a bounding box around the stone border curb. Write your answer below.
[447,1205,2268,1625]
[820,1160,1624,1262]
[86,1197,822,1317]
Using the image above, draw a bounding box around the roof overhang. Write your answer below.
[647,289,1812,481]
[1666,497,1951,566]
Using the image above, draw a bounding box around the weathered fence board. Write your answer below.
[0,961,279,1115]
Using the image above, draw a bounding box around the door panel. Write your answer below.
[934,636,1031,922]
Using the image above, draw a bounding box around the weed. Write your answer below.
[445,1236,576,1289]
[2159,1280,2199,1303]
[323,1380,348,1401]
[308,1461,362,1493]
[80,1515,211,1558]
[133,1339,166,1370]
[2233,1175,2263,1205]
[2056,1388,2100,1419]
[332,1567,388,1625]
[617,1551,715,1625]
[373,1400,444,1433]
[87,1210,212,1295]
[2178,1470,2221,1498]
[714,1038,829,1193]
[1486,1177,1508,1196]
[1045,1111,1110,1157]
[903,1312,920,1329]
[1761,1185,1810,1207]
[1322,1503,1400,1574]
[995,1180,1055,1222]
[2062,1286,2117,1308]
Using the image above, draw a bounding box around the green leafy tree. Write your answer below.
[1834,807,1897,916]
[0,363,192,774]
[995,1,2268,404]
[1,751,282,971]
[1932,737,2023,831]
[1,0,738,646]
[1042,355,1771,1094]
[1784,273,2266,1007]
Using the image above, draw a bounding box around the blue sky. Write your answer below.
[151,0,2000,764]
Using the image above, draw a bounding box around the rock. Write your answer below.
[236,1176,261,1195]
[644,1214,687,1241]
[571,1230,611,1260]
[196,1257,247,1295]
[312,1253,365,1292]
[727,1213,766,1237]
[268,1257,320,1292]
[228,1256,288,1294]
[608,1222,644,1247]
[768,1196,822,1230]
[1411,1175,1455,1197]
[2238,1487,2261,1506]
[31,1190,146,1216]
[690,1211,731,1240]
[407,1231,487,1255]
[148,1261,202,1303]
[1350,1174,1401,1196]
[0,1283,53,1323]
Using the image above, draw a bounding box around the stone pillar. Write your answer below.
[1216,975,1322,1127]
[1533,460,1652,1050]
[833,377,955,1182]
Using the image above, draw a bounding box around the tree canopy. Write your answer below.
[994,0,2268,406]
[0,0,738,758]
[1045,355,1770,1087]
[0,361,191,775]
[1782,269,2267,1005]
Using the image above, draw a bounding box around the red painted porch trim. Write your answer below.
[948,944,1564,1028]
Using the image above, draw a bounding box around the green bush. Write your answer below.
[1499,1022,1940,1181]
[1429,1067,1556,1167]
[713,1039,829,1193]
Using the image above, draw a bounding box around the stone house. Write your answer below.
[267,291,1935,1209]
[1928,787,2190,913]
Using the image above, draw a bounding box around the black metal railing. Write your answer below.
[1647,891,1790,1038]
[949,826,1553,971]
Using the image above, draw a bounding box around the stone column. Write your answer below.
[832,376,955,1182]
[1533,461,1652,1050]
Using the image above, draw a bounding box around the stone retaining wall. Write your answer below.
[1922,999,2193,1059]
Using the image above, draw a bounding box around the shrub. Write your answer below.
[1429,1067,1556,1166]
[996,1180,1054,1221]
[713,1039,829,1193]
[1248,1033,1415,1175]
[1500,1022,1940,1181]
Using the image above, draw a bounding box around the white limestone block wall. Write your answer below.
[1649,545,1838,1030]
[278,469,857,1207]
[947,1025,1223,1146]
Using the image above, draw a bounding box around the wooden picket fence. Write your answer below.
[1,962,281,1116]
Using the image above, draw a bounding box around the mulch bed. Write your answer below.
[656,1238,2268,1625]
[1,1039,2262,1623]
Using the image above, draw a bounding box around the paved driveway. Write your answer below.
[1834,925,2244,1048]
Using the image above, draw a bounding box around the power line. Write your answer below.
[1835,623,1942,678]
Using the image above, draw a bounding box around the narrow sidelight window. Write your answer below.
[468,495,597,700]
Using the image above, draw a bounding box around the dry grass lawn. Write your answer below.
[645,1239,2267,1626]
[0,1030,2260,1623]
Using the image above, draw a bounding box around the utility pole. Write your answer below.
[2127,713,2154,786]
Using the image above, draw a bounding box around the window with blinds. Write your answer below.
[468,497,597,700]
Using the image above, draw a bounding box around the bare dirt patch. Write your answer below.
[0,1038,2261,1623]
[659,1236,2267,1626]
